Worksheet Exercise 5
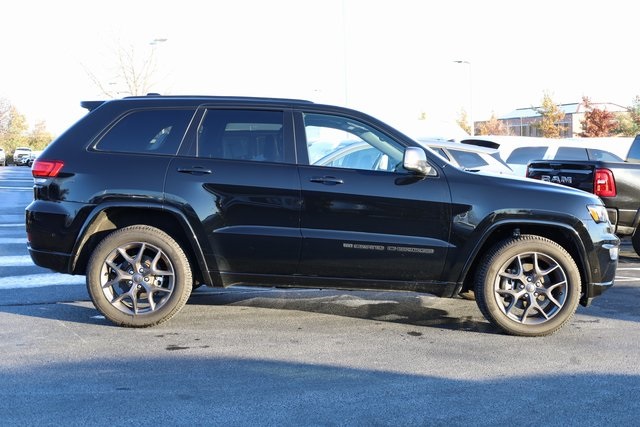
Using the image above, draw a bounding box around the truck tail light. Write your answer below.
[594,168,616,197]
[32,159,64,178]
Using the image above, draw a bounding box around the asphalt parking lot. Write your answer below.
[1,165,639,426]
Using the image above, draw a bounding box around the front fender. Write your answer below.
[446,209,593,291]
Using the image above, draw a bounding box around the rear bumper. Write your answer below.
[27,245,72,273]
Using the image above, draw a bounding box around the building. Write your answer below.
[496,102,627,138]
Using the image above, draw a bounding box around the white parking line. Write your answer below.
[0,224,25,228]
[614,276,638,282]
[0,273,85,289]
[0,255,34,267]
[0,238,26,244]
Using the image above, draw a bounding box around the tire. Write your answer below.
[86,225,192,327]
[475,235,581,337]
[631,229,640,257]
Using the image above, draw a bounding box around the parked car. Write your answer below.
[0,147,5,166]
[462,136,632,175]
[314,139,513,175]
[527,134,640,255]
[417,139,513,174]
[26,95,618,336]
[25,151,42,167]
[13,147,32,166]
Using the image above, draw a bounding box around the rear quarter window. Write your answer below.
[553,147,589,160]
[446,149,488,168]
[95,109,195,155]
[586,149,623,162]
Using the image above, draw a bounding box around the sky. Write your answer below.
[1,0,639,137]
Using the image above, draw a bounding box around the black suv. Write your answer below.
[26,95,619,336]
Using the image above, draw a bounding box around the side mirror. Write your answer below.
[403,147,434,175]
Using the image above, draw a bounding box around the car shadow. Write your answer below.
[0,286,499,333]
[189,287,499,334]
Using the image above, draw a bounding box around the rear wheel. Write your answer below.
[631,229,640,257]
[86,225,192,327]
[475,235,581,337]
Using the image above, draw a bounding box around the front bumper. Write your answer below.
[581,239,619,306]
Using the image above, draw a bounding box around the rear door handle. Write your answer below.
[177,167,212,175]
[309,176,344,185]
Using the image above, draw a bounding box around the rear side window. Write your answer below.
[506,147,548,165]
[95,109,195,155]
[197,109,287,163]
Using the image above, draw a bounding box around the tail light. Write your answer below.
[32,159,64,178]
[594,168,616,197]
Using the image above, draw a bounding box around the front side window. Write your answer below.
[95,109,194,155]
[303,113,404,172]
[197,109,286,163]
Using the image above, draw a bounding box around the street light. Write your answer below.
[453,60,473,136]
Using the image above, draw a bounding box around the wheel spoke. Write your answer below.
[534,253,560,276]
[149,250,174,277]
[496,288,525,315]
[134,243,147,267]
[537,279,566,306]
[117,247,136,267]
[103,260,132,289]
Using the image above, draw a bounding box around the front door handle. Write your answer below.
[177,167,212,175]
[309,176,344,185]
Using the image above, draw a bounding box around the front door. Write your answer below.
[296,111,452,283]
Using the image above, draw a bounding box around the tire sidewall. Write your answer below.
[476,236,581,337]
[87,226,192,327]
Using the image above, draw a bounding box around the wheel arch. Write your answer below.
[457,220,590,298]
[69,203,216,287]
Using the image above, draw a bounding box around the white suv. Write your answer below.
[13,147,32,166]
[0,147,5,166]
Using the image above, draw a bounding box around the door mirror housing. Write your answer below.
[403,147,434,176]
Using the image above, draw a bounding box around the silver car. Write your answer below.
[314,139,513,175]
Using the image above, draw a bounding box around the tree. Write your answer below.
[579,96,618,137]
[456,108,471,135]
[477,112,511,136]
[616,95,640,137]
[0,99,29,157]
[27,120,54,151]
[85,40,165,98]
[534,92,566,138]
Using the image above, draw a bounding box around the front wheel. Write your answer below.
[475,235,581,337]
[86,225,193,327]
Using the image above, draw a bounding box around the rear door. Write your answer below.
[295,111,452,283]
[165,107,302,280]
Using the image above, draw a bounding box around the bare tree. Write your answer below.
[85,39,166,98]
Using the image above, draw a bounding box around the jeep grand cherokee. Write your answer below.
[26,95,619,336]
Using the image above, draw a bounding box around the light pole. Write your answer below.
[453,60,473,136]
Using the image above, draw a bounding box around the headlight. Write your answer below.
[587,204,609,224]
